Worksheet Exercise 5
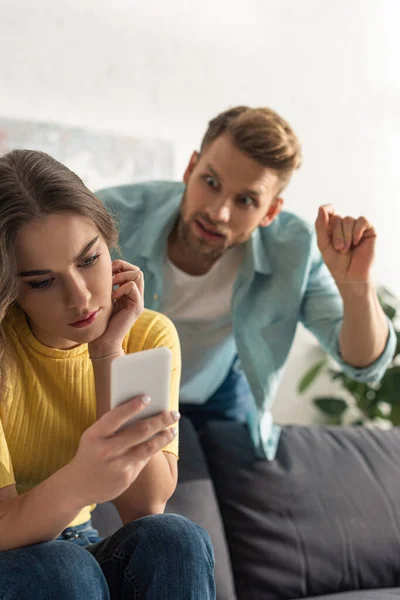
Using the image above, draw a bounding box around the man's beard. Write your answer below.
[177,212,230,260]
[176,190,232,259]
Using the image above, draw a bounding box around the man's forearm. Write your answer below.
[338,281,389,368]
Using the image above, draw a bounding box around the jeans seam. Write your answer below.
[124,567,142,599]
[204,543,215,571]
[94,548,130,567]
[114,549,130,561]
[94,551,142,599]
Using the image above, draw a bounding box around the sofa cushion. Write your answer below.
[93,417,236,600]
[166,417,236,600]
[201,423,400,600]
[300,590,400,599]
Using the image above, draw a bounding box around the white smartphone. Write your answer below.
[111,347,172,429]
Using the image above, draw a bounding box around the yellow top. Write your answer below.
[0,306,180,526]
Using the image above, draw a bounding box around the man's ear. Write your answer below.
[183,151,199,185]
[259,197,284,227]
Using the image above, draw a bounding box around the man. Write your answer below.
[97,106,395,459]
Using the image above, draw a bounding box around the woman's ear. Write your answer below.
[259,197,284,228]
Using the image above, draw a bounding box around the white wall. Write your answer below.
[1,0,399,424]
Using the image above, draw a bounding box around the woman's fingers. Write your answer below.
[126,427,178,463]
[95,395,148,437]
[113,266,144,299]
[112,280,142,303]
[112,259,140,275]
[113,271,144,296]
[112,410,180,454]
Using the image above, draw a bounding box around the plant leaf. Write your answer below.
[376,366,400,405]
[313,396,349,416]
[378,298,396,321]
[389,404,400,426]
[396,331,400,357]
[378,286,397,300]
[298,360,327,393]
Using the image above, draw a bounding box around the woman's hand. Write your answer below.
[89,260,144,359]
[65,396,180,505]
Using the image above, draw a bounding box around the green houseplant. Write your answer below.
[298,288,400,427]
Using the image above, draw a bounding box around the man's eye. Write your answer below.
[204,176,219,189]
[80,254,100,269]
[29,278,54,290]
[238,195,255,207]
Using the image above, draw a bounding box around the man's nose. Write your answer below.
[206,199,231,224]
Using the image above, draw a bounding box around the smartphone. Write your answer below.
[110,347,172,429]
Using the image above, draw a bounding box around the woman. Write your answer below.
[0,149,215,599]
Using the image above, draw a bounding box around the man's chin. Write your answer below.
[186,232,227,257]
[194,240,227,259]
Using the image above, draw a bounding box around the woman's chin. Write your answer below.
[84,321,109,344]
[67,317,109,345]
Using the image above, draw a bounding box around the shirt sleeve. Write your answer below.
[0,416,15,489]
[300,234,396,383]
[126,312,181,458]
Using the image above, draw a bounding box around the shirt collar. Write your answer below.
[248,227,272,275]
[136,195,181,262]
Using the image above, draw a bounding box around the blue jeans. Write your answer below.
[180,356,256,429]
[0,514,215,599]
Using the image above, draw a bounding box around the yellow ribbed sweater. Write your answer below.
[0,306,180,526]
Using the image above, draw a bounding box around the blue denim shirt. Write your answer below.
[97,181,396,459]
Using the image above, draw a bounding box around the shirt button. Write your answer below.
[153,293,159,300]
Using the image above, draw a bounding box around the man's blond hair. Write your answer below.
[200,106,302,191]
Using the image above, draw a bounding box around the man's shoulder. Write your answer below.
[253,210,318,275]
[261,210,315,246]
[275,210,314,236]
[96,181,184,213]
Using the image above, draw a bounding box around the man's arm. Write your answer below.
[300,205,396,379]
[338,281,388,368]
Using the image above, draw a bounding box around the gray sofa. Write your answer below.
[92,418,400,599]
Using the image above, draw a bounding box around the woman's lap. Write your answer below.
[0,514,215,600]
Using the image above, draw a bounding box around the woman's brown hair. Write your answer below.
[0,149,118,386]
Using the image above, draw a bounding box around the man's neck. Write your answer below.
[167,222,218,276]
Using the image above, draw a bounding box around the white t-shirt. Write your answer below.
[161,247,244,404]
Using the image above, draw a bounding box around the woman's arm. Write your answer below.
[92,352,179,523]
[0,398,177,551]
[0,466,88,551]
[113,452,178,523]
[89,259,181,523]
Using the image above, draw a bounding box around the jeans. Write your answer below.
[180,355,257,430]
[0,514,216,599]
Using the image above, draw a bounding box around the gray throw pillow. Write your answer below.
[201,423,400,600]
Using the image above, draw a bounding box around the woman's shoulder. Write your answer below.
[123,309,179,354]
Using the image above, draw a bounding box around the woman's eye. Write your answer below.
[80,254,100,269]
[29,278,54,290]
[238,195,255,207]
[204,176,219,189]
